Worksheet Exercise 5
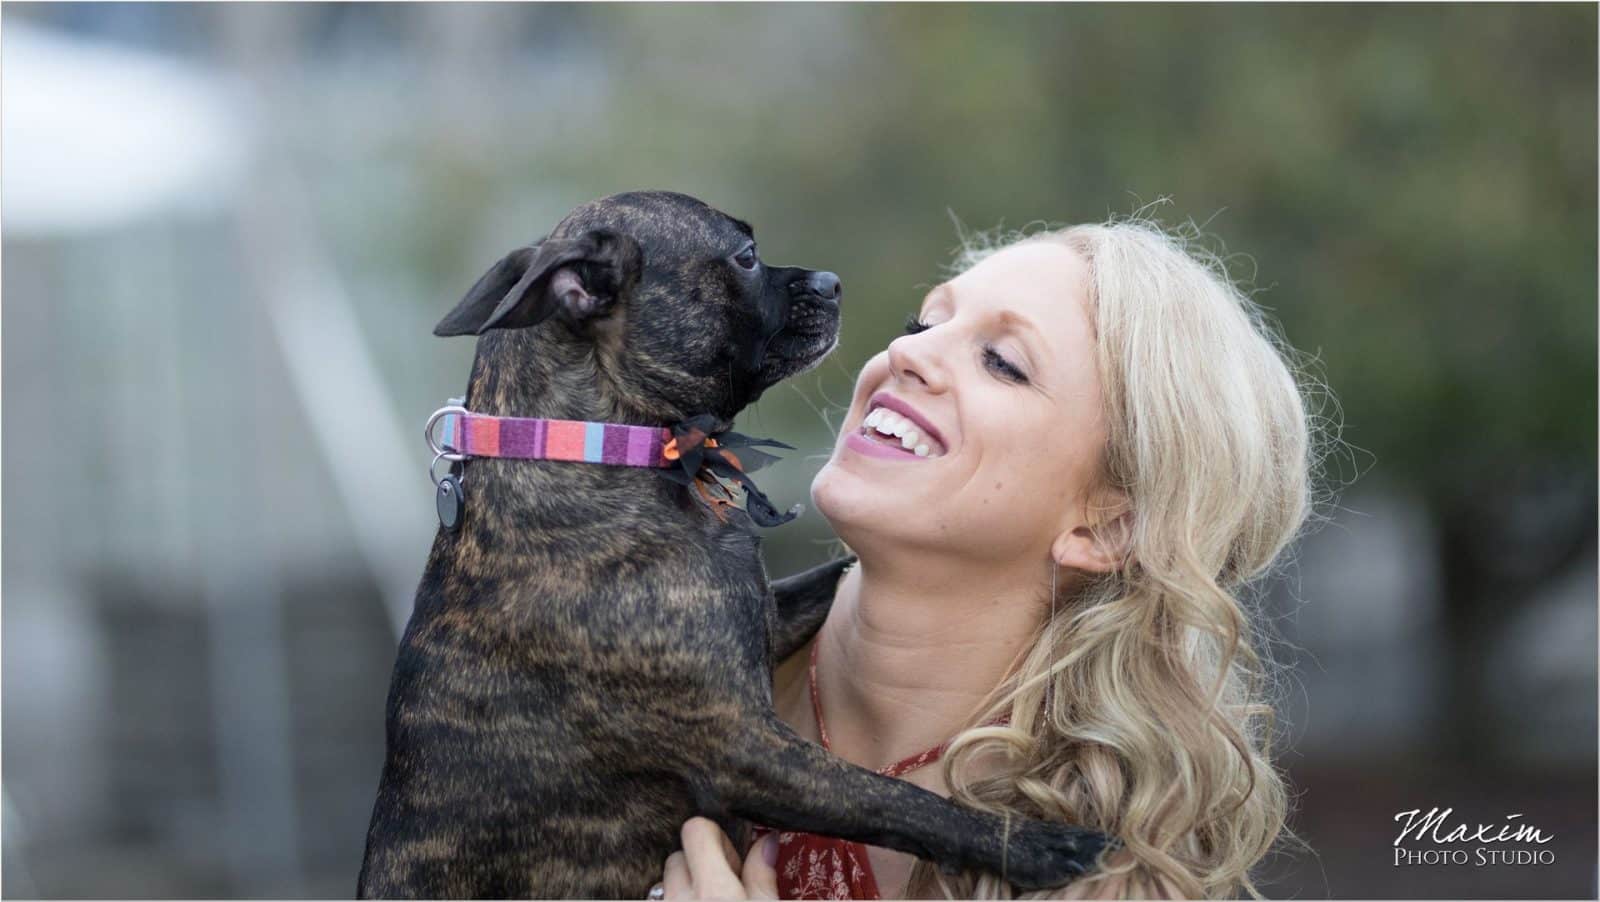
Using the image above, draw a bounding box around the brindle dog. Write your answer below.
[357,192,1113,898]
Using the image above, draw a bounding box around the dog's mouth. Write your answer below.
[765,310,840,369]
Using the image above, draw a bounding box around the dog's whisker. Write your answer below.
[783,379,838,446]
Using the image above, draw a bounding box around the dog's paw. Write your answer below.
[1000,821,1120,890]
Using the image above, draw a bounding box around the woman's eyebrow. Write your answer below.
[929,285,1044,345]
[995,309,1045,347]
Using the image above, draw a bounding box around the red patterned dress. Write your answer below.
[750,641,1008,900]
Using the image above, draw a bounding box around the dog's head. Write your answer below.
[435,191,842,422]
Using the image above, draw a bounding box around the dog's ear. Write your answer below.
[433,230,642,337]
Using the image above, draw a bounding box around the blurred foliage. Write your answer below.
[327,3,1596,517]
[22,3,1594,508]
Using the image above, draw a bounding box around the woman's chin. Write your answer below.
[813,457,1040,566]
[811,461,883,541]
[811,459,938,552]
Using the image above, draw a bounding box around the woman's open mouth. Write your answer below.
[843,404,947,461]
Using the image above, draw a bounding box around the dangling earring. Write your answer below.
[1044,560,1058,718]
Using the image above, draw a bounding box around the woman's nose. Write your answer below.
[886,332,946,392]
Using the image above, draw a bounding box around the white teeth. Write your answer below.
[859,405,945,459]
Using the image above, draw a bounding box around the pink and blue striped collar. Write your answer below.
[425,401,801,527]
[429,405,675,468]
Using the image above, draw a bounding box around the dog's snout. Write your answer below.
[794,271,842,304]
[811,272,842,302]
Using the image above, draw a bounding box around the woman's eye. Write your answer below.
[733,246,759,270]
[984,347,1029,384]
[905,314,1027,384]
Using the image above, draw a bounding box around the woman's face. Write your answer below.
[811,241,1113,572]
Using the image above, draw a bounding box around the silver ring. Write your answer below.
[428,451,459,489]
[646,884,666,900]
[425,405,469,461]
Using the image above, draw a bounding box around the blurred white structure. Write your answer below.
[3,21,247,234]
[3,18,431,897]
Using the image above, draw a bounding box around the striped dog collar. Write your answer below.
[425,400,801,529]
[428,405,676,468]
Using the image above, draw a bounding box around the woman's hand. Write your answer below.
[650,817,780,900]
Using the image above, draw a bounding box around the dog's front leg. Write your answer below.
[768,555,855,664]
[711,712,1113,891]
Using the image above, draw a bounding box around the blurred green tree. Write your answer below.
[375,2,1595,765]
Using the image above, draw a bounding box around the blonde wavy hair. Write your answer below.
[896,210,1335,899]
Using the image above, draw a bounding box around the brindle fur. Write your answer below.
[358,192,1112,898]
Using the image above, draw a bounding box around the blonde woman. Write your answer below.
[651,216,1325,900]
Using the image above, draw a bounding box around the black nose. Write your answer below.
[798,271,842,303]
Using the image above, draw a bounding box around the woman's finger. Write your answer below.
[680,817,746,898]
[741,834,780,900]
[682,816,743,873]
[661,850,691,900]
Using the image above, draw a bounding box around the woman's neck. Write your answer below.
[812,556,1045,774]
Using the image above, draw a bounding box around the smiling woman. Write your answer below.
[655,214,1328,900]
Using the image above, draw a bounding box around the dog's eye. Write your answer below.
[733,245,759,270]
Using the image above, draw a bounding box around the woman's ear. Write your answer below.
[1051,493,1134,575]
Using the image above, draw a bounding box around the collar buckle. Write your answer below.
[425,398,469,462]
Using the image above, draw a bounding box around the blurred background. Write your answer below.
[2,3,1595,898]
